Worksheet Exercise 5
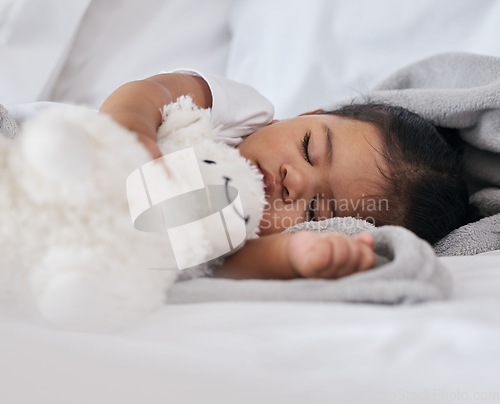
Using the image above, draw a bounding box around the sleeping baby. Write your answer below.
[99,71,469,280]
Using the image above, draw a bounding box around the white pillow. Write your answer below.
[0,0,91,105]
[47,0,235,109]
[226,0,500,118]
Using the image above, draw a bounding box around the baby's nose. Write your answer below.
[281,164,307,202]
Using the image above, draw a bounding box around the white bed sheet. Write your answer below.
[2,251,500,404]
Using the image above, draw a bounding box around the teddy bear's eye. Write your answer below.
[203,159,216,164]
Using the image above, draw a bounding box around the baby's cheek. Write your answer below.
[258,208,305,235]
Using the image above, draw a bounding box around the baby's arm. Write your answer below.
[99,73,212,158]
[213,231,375,280]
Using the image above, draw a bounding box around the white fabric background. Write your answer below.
[0,0,92,104]
[226,0,500,118]
[0,0,234,108]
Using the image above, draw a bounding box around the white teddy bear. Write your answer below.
[0,96,264,331]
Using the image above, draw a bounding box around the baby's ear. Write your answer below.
[299,109,324,116]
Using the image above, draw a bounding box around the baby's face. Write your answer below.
[237,114,388,235]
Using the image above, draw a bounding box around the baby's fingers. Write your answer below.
[287,232,333,277]
[351,237,376,273]
[321,234,375,279]
[355,232,375,248]
[287,232,376,279]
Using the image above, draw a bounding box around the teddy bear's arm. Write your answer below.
[99,73,212,159]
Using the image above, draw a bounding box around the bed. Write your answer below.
[1,0,500,403]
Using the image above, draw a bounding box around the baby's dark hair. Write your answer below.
[322,103,470,244]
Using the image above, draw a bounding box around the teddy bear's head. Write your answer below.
[127,96,266,270]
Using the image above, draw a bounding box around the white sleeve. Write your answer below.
[170,69,275,146]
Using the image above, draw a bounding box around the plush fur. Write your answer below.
[0,96,264,331]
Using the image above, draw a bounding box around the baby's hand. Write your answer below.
[287,231,375,279]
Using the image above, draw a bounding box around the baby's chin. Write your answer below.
[257,211,276,237]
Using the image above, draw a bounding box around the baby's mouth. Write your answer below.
[257,163,275,199]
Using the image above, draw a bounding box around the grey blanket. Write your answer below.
[357,52,500,257]
[168,222,451,304]
[0,104,18,139]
